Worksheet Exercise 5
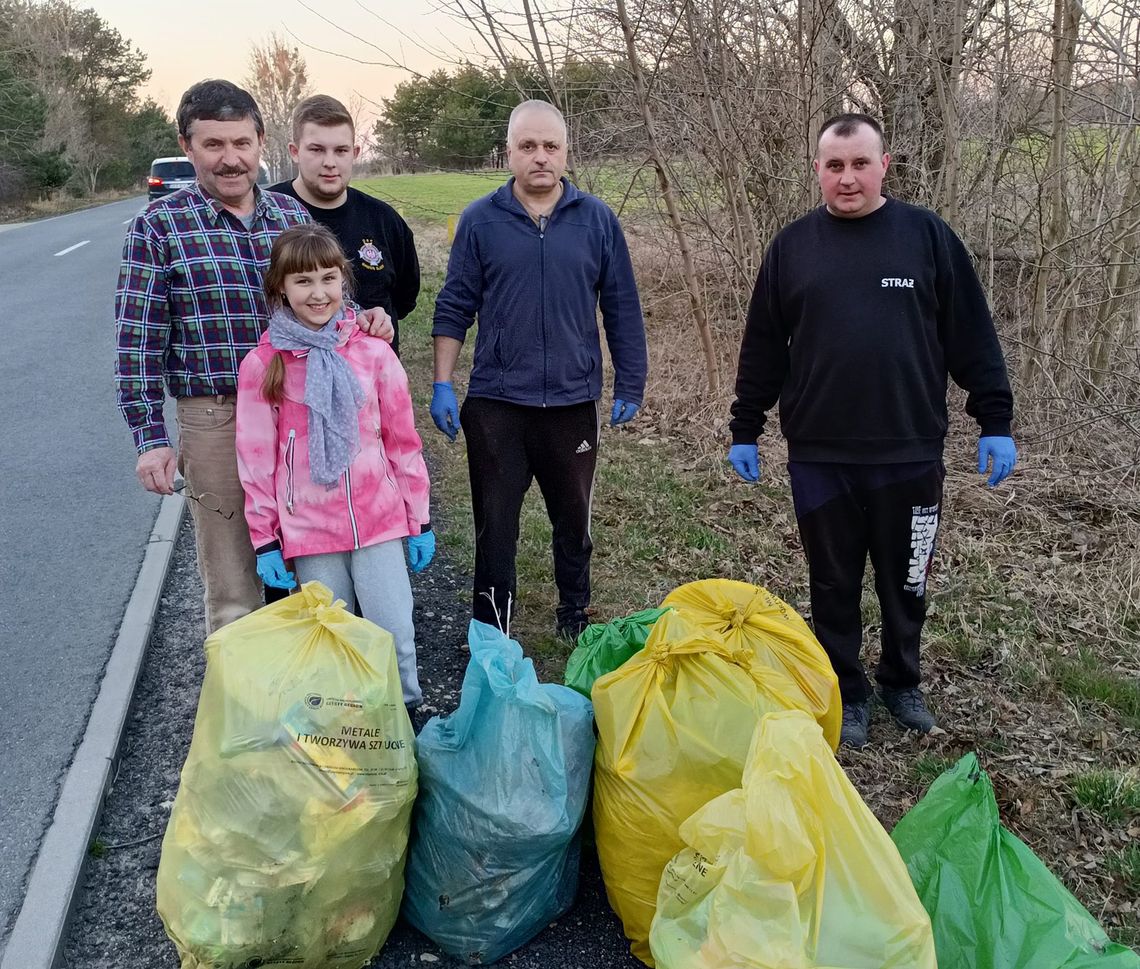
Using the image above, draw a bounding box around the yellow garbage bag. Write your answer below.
[156,582,418,969]
[592,609,802,966]
[649,711,936,969]
[662,579,841,750]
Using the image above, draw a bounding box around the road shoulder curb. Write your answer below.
[1,495,185,969]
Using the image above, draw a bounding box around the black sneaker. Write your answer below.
[879,687,937,733]
[840,700,871,748]
[556,610,590,644]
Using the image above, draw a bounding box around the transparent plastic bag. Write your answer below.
[564,607,670,698]
[592,609,802,965]
[403,620,595,965]
[650,710,935,969]
[662,579,841,749]
[156,582,417,969]
[893,753,1140,968]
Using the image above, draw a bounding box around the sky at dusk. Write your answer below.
[92,0,473,127]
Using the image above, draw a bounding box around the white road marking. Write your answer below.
[54,240,90,256]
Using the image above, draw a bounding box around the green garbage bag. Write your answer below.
[564,608,670,698]
[892,753,1140,969]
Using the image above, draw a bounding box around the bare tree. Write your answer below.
[361,0,1140,447]
[245,33,312,181]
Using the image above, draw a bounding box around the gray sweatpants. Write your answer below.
[294,538,422,705]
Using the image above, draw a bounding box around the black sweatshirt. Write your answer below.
[729,198,1013,463]
[269,183,420,353]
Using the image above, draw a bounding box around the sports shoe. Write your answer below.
[556,609,590,643]
[879,687,937,733]
[840,700,871,748]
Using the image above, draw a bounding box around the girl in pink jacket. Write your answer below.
[236,223,433,707]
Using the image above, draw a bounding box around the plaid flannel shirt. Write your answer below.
[115,183,309,452]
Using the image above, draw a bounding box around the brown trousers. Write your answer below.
[176,396,262,634]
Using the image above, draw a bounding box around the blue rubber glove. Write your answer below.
[611,399,640,426]
[256,550,296,589]
[406,531,436,573]
[978,435,1017,487]
[728,443,760,482]
[430,382,460,441]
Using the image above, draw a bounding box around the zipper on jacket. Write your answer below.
[285,429,296,515]
[344,467,361,549]
[539,213,548,406]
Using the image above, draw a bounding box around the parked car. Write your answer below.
[147,157,271,201]
[147,156,196,201]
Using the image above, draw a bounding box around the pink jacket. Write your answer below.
[235,314,431,559]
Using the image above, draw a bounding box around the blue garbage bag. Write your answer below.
[403,620,596,964]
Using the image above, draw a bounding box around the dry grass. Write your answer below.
[0,188,139,224]
[401,224,1140,950]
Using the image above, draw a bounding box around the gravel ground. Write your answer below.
[62,513,641,969]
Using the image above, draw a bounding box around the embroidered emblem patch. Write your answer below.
[358,238,384,270]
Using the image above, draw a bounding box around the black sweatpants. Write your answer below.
[461,396,600,629]
[789,460,944,704]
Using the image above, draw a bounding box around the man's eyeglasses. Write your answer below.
[174,482,235,520]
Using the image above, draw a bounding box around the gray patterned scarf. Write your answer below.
[267,306,365,487]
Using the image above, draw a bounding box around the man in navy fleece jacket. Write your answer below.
[430,99,648,640]
[728,113,1018,748]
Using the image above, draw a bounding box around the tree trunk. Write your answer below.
[614,0,719,393]
[685,0,761,284]
[1089,128,1140,382]
[937,0,966,225]
[1025,0,1081,387]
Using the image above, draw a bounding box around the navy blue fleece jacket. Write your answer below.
[432,177,647,407]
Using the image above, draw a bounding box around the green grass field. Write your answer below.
[355,172,505,224]
[356,165,656,225]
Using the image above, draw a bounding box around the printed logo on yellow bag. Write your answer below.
[156,581,418,969]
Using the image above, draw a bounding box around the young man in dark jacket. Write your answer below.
[430,100,648,639]
[727,113,1017,747]
[270,95,419,356]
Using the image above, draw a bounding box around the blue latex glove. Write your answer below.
[611,399,640,426]
[978,435,1017,487]
[728,443,760,482]
[406,531,436,573]
[256,550,296,589]
[430,382,460,441]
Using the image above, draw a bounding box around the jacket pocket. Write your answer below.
[177,398,234,431]
[584,350,597,395]
[374,423,401,498]
[492,330,506,395]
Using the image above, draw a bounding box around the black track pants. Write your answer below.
[461,396,599,629]
[789,460,944,704]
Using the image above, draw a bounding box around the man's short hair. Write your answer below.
[291,94,355,144]
[817,113,886,154]
[177,79,264,140]
[507,100,567,144]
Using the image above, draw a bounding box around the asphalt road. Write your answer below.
[0,197,168,948]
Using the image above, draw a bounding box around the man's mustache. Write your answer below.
[213,166,248,176]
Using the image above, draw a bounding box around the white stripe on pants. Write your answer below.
[294,538,422,705]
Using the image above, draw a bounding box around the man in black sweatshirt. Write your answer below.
[270,95,419,356]
[727,113,1018,747]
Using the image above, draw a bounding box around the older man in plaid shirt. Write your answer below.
[116,80,392,633]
